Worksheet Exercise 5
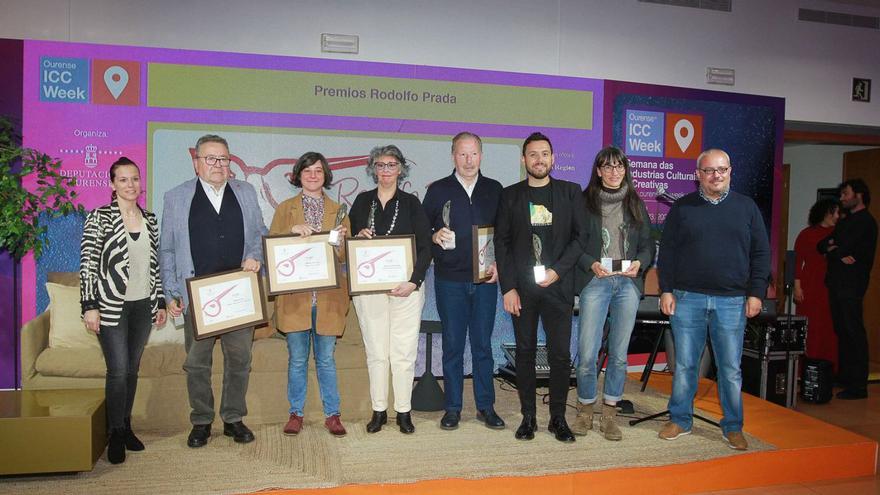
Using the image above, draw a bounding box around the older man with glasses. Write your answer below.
[160,134,268,448]
[657,149,770,451]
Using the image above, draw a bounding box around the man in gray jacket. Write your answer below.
[160,134,267,448]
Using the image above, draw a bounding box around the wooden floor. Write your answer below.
[697,381,880,495]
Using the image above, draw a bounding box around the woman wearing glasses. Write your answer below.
[269,152,351,437]
[80,157,167,464]
[572,146,653,440]
[349,145,432,434]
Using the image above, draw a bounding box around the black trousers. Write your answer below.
[829,292,868,392]
[512,289,572,417]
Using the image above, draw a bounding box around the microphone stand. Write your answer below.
[629,320,721,429]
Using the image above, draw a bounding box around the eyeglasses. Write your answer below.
[698,166,730,176]
[374,162,400,171]
[600,164,626,173]
[198,155,231,168]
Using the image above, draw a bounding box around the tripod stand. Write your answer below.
[629,324,720,428]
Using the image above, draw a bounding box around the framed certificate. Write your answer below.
[472,225,495,283]
[345,235,415,295]
[186,269,268,340]
[263,233,340,295]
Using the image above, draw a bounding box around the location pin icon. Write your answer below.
[103,66,129,100]
[673,119,694,153]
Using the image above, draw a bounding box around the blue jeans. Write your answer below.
[285,306,340,417]
[668,290,746,434]
[434,278,498,412]
[576,276,640,404]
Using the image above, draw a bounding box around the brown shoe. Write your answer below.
[658,421,691,440]
[723,431,748,450]
[599,404,622,441]
[325,414,347,437]
[283,413,303,435]
[571,402,593,436]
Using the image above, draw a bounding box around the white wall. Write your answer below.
[783,144,875,248]
[0,0,878,126]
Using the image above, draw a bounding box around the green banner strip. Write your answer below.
[147,63,592,129]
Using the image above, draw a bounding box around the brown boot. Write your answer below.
[570,402,593,436]
[600,404,622,441]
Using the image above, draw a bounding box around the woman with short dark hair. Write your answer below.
[269,151,350,437]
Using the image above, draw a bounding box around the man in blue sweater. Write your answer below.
[657,148,770,451]
[423,132,505,431]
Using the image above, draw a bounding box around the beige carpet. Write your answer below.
[0,378,772,494]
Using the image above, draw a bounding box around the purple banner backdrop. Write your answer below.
[0,39,23,389]
[4,39,786,388]
[17,39,603,334]
[14,40,605,384]
[603,80,785,288]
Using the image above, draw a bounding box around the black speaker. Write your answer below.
[801,358,833,404]
[784,250,796,287]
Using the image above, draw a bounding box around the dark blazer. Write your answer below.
[495,177,588,302]
[574,200,654,295]
[819,208,878,297]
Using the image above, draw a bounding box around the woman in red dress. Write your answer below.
[794,198,841,372]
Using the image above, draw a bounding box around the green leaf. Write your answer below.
[0,116,85,260]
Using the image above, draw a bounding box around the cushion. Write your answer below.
[249,339,289,372]
[148,318,185,346]
[48,271,79,287]
[47,271,187,346]
[35,344,183,378]
[47,282,100,349]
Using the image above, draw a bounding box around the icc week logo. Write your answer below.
[623,109,703,223]
[624,109,702,159]
[40,56,140,105]
[39,56,140,188]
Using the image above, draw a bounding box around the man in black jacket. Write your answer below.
[495,132,588,442]
[819,179,878,400]
[423,132,505,431]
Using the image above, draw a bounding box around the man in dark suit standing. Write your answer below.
[819,179,878,400]
[495,132,588,442]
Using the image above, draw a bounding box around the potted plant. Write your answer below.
[0,116,85,389]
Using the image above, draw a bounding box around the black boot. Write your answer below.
[548,415,576,443]
[515,414,537,440]
[366,410,387,433]
[396,412,415,434]
[124,417,145,451]
[108,428,126,464]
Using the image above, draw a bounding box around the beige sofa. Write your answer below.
[20,274,373,432]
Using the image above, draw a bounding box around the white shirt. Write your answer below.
[455,172,477,198]
[198,178,226,214]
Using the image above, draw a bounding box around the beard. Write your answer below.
[526,165,550,180]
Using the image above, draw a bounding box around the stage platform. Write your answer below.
[263,373,877,495]
[2,374,875,495]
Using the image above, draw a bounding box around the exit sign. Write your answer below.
[852,78,871,102]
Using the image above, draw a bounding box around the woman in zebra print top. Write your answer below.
[79,157,166,465]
